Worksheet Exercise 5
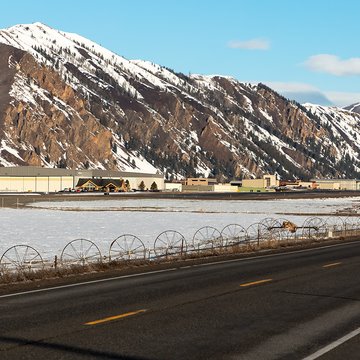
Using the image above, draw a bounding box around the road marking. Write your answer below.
[323,262,342,268]
[303,327,360,360]
[84,309,147,326]
[191,241,357,269]
[0,268,177,299]
[240,279,272,287]
[0,240,359,299]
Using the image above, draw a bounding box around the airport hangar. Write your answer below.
[0,167,164,193]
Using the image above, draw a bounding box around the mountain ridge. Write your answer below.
[344,102,360,115]
[0,22,359,180]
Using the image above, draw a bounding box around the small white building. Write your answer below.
[213,184,239,192]
[164,182,182,192]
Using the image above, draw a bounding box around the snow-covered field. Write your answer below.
[1,196,359,259]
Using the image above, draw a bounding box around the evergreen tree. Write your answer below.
[125,179,131,191]
[150,181,158,191]
[138,180,145,191]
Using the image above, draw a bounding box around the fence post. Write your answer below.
[54,255,58,270]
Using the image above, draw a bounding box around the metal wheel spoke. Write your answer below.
[84,253,99,260]
[132,244,143,252]
[14,247,22,265]
[170,232,177,245]
[114,240,126,252]
[129,237,136,251]
[3,254,17,265]
[70,243,80,258]
[63,252,78,260]
[84,243,95,257]
[80,240,84,255]
[26,253,41,263]
[165,232,170,246]
[22,246,30,264]
[122,236,130,252]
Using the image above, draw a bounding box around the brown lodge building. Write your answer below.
[76,178,126,192]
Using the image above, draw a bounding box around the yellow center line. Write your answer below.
[84,309,147,326]
[323,262,342,268]
[240,278,273,287]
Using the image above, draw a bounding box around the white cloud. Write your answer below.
[239,80,360,107]
[264,82,360,107]
[228,38,270,50]
[304,54,360,76]
[266,82,333,106]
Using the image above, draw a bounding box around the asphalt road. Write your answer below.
[1,241,360,359]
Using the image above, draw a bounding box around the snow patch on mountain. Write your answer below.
[305,103,360,167]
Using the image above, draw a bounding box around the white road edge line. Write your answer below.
[303,327,360,360]
[0,268,177,299]
[193,240,357,268]
[0,239,358,299]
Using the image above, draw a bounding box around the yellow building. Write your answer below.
[185,178,218,186]
[242,174,279,189]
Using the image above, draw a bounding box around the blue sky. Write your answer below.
[1,0,359,106]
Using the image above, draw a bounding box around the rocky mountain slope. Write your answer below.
[0,22,360,180]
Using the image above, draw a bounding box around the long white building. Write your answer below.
[0,167,164,192]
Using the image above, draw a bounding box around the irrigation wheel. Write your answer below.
[109,234,146,261]
[0,245,44,273]
[220,224,247,246]
[154,230,186,257]
[60,239,102,266]
[301,217,327,239]
[192,226,222,250]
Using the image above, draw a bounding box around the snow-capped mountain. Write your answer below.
[0,22,360,179]
[344,102,360,115]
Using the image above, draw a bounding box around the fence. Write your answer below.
[1,215,359,275]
